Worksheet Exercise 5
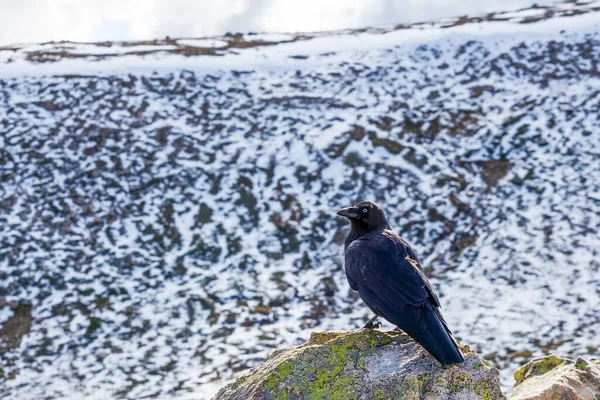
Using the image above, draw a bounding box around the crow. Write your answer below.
[337,201,464,365]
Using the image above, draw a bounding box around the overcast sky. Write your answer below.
[1,0,555,46]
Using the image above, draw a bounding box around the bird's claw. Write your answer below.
[361,315,381,330]
[362,321,382,329]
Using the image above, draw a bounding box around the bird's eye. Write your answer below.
[362,208,368,213]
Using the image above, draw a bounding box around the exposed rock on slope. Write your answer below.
[213,330,504,400]
[507,355,600,400]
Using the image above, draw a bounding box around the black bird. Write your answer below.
[337,201,464,365]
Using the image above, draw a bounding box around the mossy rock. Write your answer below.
[513,355,565,386]
[213,330,504,400]
[508,356,600,400]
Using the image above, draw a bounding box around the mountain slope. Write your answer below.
[1,2,600,399]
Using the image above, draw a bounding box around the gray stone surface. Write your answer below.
[213,329,505,400]
[507,355,600,400]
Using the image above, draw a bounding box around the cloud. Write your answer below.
[218,0,274,34]
[0,0,152,45]
[89,19,132,42]
[146,0,267,38]
[0,0,557,46]
[366,0,555,26]
[254,0,375,33]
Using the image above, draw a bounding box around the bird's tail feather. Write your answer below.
[359,286,463,365]
[413,305,464,365]
[382,301,463,365]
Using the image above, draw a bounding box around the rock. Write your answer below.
[0,303,33,354]
[213,330,504,400]
[507,355,600,400]
[476,160,512,186]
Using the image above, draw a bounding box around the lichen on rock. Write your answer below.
[507,355,600,400]
[213,329,505,400]
[512,355,564,386]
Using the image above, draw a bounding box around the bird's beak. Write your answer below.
[336,206,360,219]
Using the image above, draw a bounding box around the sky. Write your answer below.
[0,0,556,46]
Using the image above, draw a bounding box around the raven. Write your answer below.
[337,201,464,365]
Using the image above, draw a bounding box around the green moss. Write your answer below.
[399,373,431,398]
[448,372,490,399]
[325,330,394,372]
[235,375,249,388]
[407,377,418,391]
[534,355,563,373]
[513,364,527,384]
[264,376,278,390]
[275,388,291,400]
[309,331,345,345]
[473,381,491,400]
[279,362,293,379]
[475,389,492,400]
[304,333,372,399]
[459,344,476,355]
[307,371,356,400]
[449,374,472,394]
[265,362,294,390]
[575,359,588,370]
[407,375,426,392]
[262,331,402,400]
[514,355,564,385]
[450,385,461,392]
[374,388,386,399]
[357,357,366,370]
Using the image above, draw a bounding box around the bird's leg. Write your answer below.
[362,315,382,329]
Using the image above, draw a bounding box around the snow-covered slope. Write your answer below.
[1,1,600,399]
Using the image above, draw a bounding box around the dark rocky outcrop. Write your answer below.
[0,303,32,353]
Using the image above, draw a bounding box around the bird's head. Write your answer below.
[336,201,390,233]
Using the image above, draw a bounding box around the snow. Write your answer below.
[176,39,228,48]
[245,33,296,42]
[68,44,179,54]
[0,1,599,78]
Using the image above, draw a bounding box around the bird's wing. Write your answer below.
[392,233,442,308]
[345,231,463,365]
[345,232,435,308]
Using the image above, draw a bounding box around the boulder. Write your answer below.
[507,355,600,400]
[213,329,505,400]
